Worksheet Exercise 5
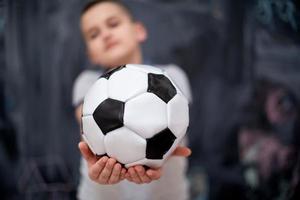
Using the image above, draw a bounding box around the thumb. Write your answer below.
[172,146,192,157]
[78,141,97,165]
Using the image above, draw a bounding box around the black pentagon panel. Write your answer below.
[100,65,126,79]
[146,128,176,159]
[95,153,127,166]
[93,98,125,134]
[96,153,108,158]
[147,73,177,103]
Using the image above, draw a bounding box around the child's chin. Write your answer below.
[108,52,131,63]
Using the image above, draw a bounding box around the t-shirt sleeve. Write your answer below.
[72,70,101,107]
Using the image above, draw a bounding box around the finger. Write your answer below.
[89,156,108,180]
[120,168,127,180]
[79,141,98,165]
[128,167,142,184]
[172,146,192,157]
[146,168,162,180]
[135,166,151,183]
[98,158,116,184]
[108,163,122,184]
[125,171,133,182]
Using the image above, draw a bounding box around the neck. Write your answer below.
[105,47,143,69]
[128,47,143,64]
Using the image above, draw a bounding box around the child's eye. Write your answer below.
[89,30,99,40]
[108,20,120,28]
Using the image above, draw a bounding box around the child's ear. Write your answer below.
[135,22,147,42]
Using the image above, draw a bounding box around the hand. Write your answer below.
[125,146,192,184]
[78,141,127,185]
[125,165,162,184]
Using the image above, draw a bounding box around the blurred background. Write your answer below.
[1,0,300,199]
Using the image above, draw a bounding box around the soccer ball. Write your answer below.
[81,64,189,168]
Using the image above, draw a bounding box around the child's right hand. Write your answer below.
[78,141,127,185]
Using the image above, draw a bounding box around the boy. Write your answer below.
[73,0,192,199]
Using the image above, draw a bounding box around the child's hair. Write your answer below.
[81,0,134,20]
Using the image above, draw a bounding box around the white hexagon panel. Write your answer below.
[104,127,146,164]
[82,115,106,155]
[82,78,108,116]
[108,67,148,102]
[167,94,189,138]
[126,64,163,75]
[124,93,168,139]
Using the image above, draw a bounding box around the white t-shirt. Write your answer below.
[72,64,192,200]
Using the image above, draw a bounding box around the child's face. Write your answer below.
[81,2,147,68]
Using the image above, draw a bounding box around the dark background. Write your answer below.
[1,0,299,199]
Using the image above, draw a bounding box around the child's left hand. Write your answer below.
[125,165,161,184]
[125,146,192,184]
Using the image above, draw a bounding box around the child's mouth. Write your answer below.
[105,41,119,50]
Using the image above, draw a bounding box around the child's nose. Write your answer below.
[102,30,112,41]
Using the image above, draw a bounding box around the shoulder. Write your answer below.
[157,63,185,75]
[72,69,103,107]
[156,64,192,103]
